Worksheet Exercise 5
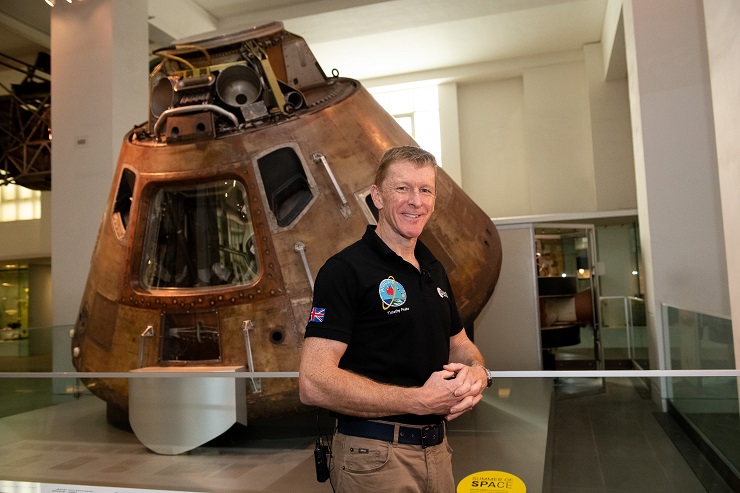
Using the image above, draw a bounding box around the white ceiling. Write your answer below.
[0,0,607,84]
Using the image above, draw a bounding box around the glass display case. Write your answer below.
[0,266,29,357]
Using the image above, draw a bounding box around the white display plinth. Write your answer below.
[129,366,247,455]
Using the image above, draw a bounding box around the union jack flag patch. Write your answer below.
[309,307,326,323]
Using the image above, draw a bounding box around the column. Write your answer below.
[702,0,740,368]
[622,0,730,390]
[50,0,148,384]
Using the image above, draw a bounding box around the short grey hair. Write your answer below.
[374,146,438,187]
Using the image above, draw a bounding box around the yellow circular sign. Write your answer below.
[457,470,526,493]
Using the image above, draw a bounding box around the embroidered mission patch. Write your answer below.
[378,276,407,310]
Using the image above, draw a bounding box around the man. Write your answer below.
[299,146,492,492]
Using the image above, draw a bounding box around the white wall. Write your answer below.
[475,224,542,371]
[459,78,528,217]
[584,43,637,211]
[524,61,597,215]
[702,0,740,368]
[458,54,636,220]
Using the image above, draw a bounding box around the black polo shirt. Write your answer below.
[305,225,463,424]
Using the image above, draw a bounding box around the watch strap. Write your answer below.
[472,363,493,388]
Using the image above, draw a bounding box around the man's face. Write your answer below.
[371,160,437,242]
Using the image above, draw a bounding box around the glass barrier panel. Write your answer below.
[661,305,738,492]
[665,305,735,371]
[667,373,739,484]
[599,297,631,365]
[0,372,738,492]
[0,325,53,370]
[598,296,648,370]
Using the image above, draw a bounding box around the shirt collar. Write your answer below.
[362,225,436,269]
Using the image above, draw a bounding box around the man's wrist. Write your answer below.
[471,363,493,388]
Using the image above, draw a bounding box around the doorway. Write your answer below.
[535,224,601,371]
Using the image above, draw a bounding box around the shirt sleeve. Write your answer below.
[304,257,357,344]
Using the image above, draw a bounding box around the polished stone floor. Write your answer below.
[549,378,733,493]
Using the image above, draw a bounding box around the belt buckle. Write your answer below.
[420,424,440,449]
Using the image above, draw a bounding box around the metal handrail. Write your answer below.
[294,241,314,290]
[153,104,239,140]
[138,325,155,368]
[241,320,262,393]
[312,153,351,218]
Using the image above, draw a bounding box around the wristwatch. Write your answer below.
[483,367,493,388]
[473,363,493,388]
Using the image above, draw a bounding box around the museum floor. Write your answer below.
[0,368,735,493]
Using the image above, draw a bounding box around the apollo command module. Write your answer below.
[70,21,503,424]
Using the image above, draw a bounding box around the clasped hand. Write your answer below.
[421,363,485,421]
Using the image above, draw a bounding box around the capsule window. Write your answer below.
[140,179,259,289]
[112,168,135,237]
[257,147,313,227]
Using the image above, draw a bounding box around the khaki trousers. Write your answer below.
[329,425,455,492]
